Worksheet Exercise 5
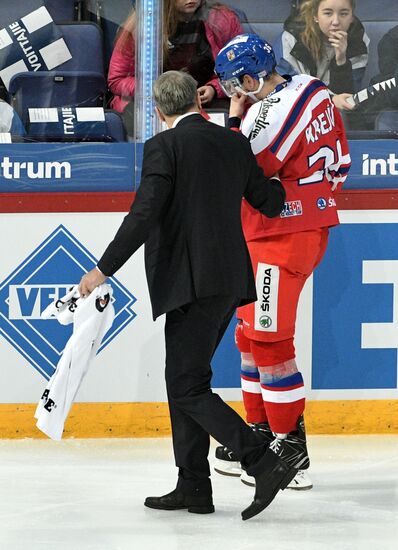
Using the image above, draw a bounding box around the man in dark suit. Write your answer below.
[79,70,292,520]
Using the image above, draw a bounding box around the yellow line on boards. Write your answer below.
[0,400,397,439]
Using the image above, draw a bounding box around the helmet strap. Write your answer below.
[237,77,264,102]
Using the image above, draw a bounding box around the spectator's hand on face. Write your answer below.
[229,92,247,118]
[198,85,216,105]
[332,93,355,111]
[329,30,348,65]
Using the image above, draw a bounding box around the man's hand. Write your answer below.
[198,85,216,105]
[329,30,348,65]
[229,92,247,118]
[79,267,107,297]
[332,93,355,111]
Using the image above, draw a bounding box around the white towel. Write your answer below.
[35,283,115,440]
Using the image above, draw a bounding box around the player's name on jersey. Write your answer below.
[305,104,335,144]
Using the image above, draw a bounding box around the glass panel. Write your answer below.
[134,0,163,186]
[0,0,137,192]
[222,0,398,136]
[0,0,397,193]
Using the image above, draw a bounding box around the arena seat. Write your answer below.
[104,110,127,142]
[7,21,105,124]
[9,71,106,124]
[57,22,105,75]
[24,109,126,142]
[243,23,285,46]
[354,0,398,21]
[226,0,292,23]
[85,0,135,66]
[375,111,398,133]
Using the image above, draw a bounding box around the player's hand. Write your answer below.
[332,93,355,111]
[329,30,348,65]
[79,267,107,297]
[198,85,216,105]
[229,92,247,118]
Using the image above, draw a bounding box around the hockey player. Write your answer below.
[214,34,351,488]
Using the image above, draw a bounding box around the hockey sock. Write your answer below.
[250,338,305,434]
[259,361,305,434]
[236,322,267,424]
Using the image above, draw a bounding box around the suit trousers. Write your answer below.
[164,295,267,484]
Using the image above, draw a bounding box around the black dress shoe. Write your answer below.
[241,454,296,520]
[242,416,310,520]
[144,488,215,514]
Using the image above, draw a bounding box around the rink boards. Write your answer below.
[0,199,398,436]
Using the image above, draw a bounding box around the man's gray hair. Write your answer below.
[153,71,198,116]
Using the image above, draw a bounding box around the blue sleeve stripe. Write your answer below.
[270,79,326,154]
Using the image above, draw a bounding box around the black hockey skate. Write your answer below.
[214,446,241,476]
[214,423,273,477]
[241,416,310,521]
[271,415,310,471]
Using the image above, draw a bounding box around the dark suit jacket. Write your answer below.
[97,113,285,319]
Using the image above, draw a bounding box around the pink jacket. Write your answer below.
[108,7,243,112]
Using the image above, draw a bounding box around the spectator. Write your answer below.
[0,99,25,136]
[351,25,398,131]
[374,25,398,81]
[274,0,369,110]
[107,1,243,135]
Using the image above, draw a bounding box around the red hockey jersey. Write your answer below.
[240,74,351,240]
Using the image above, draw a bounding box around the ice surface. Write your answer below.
[0,435,397,550]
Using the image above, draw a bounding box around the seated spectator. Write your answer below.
[374,25,398,81]
[352,25,398,131]
[0,99,25,135]
[107,1,243,136]
[274,0,369,110]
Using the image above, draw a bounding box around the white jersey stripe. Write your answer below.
[276,89,332,162]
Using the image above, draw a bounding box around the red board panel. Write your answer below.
[1,190,398,213]
[0,192,135,213]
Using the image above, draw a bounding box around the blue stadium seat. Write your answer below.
[9,71,106,124]
[355,0,398,21]
[24,108,125,142]
[0,0,81,25]
[104,110,126,141]
[226,0,292,23]
[242,23,285,46]
[375,111,398,132]
[57,23,105,75]
[6,21,105,124]
[85,0,135,66]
